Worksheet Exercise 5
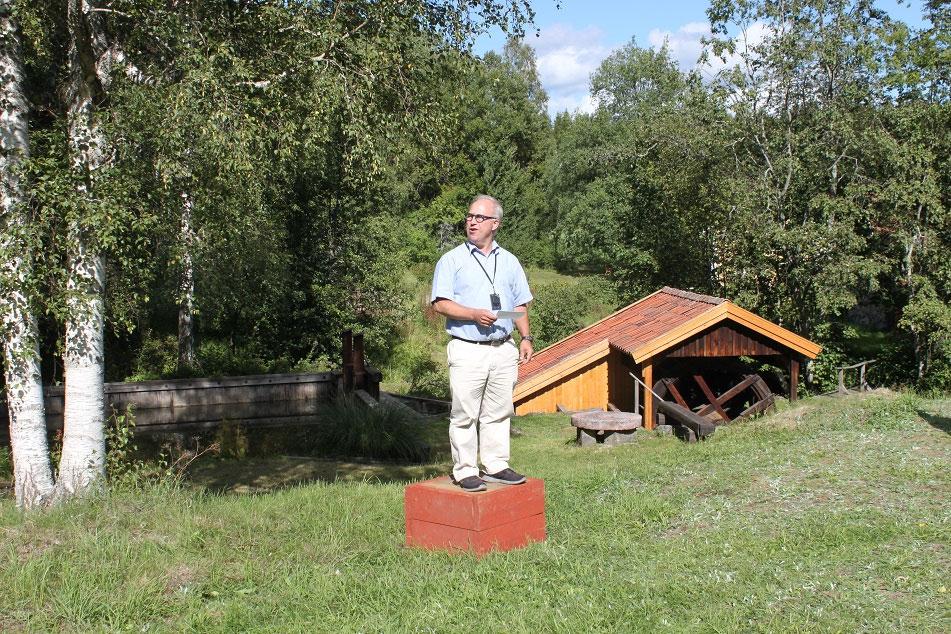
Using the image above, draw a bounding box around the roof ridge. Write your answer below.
[660,286,726,305]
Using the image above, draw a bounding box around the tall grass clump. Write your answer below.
[0,445,11,480]
[312,395,431,463]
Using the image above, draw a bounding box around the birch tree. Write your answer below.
[55,0,115,495]
[0,0,54,508]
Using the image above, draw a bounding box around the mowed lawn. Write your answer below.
[1,392,949,632]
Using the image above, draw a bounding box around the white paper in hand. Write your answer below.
[495,310,526,320]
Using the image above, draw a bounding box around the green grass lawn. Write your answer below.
[2,392,949,632]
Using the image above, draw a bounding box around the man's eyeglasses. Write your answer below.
[465,213,498,224]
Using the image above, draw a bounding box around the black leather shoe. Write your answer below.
[482,468,526,485]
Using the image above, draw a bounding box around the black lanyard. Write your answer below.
[470,249,498,292]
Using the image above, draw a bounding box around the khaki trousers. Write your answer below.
[447,338,519,481]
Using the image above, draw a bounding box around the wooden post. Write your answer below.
[789,357,800,402]
[633,374,640,419]
[341,330,354,393]
[859,363,867,392]
[642,358,654,430]
[352,333,366,390]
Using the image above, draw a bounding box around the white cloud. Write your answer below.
[525,20,771,118]
[647,21,709,71]
[646,20,770,83]
[529,23,615,117]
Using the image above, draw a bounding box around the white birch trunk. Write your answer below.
[178,191,195,370]
[0,3,55,508]
[56,0,113,496]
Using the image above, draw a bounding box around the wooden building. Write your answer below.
[514,287,821,428]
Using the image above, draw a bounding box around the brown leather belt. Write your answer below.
[451,335,511,346]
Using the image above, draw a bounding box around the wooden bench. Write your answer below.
[570,411,643,446]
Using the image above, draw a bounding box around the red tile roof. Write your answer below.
[518,287,725,382]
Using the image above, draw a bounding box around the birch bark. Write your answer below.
[0,0,55,508]
[56,0,113,496]
[178,191,195,370]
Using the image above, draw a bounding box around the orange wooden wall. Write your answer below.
[515,359,608,414]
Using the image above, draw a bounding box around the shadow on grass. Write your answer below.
[184,455,450,494]
[918,410,951,435]
[168,416,453,494]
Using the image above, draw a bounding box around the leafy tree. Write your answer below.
[5,0,540,506]
[548,42,732,301]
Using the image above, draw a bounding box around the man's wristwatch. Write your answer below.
[521,335,534,343]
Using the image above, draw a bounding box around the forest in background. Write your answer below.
[1,0,949,504]
[4,0,949,386]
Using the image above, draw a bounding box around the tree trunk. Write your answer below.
[58,242,107,495]
[178,191,195,370]
[0,4,55,508]
[56,0,113,497]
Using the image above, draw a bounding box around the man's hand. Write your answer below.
[471,309,498,328]
[518,338,533,364]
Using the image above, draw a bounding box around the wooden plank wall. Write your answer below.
[607,350,638,412]
[666,323,783,358]
[515,360,608,415]
[1,372,344,434]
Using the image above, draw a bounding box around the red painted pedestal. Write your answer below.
[404,476,546,555]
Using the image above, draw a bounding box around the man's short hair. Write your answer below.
[470,194,503,222]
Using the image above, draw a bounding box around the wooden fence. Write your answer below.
[1,331,387,436]
[1,371,354,435]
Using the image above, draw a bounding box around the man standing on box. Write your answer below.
[430,195,535,492]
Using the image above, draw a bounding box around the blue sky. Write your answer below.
[473,1,930,117]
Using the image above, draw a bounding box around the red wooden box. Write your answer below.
[404,476,546,555]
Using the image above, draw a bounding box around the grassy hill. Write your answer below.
[1,391,948,631]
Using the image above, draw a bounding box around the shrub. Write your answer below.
[408,356,450,400]
[215,421,250,459]
[312,395,430,463]
[529,276,618,349]
[106,407,173,491]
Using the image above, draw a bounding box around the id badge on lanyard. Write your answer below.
[471,250,501,311]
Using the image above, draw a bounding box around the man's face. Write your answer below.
[465,199,499,244]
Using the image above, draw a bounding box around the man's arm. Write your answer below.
[431,298,498,328]
[513,304,533,364]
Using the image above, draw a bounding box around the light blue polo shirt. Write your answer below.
[430,241,533,341]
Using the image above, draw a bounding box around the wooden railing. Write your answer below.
[837,359,876,394]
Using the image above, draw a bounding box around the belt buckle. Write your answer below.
[490,339,502,347]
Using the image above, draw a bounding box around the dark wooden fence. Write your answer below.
[1,372,345,435]
[0,331,390,437]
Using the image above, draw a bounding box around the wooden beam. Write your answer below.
[736,394,775,419]
[789,358,800,402]
[693,374,731,422]
[697,374,759,416]
[655,400,717,439]
[663,378,690,408]
[643,358,654,430]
